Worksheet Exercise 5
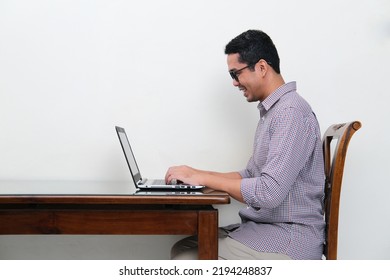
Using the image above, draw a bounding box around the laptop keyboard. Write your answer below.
[151,179,167,185]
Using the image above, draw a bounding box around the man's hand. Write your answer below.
[165,165,203,186]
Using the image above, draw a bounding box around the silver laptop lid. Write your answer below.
[115,126,142,186]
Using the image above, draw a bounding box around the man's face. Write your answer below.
[227,53,263,102]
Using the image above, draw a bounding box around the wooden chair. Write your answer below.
[322,121,362,260]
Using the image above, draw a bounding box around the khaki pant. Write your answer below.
[171,228,291,260]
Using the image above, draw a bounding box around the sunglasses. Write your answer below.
[229,59,272,82]
[229,65,252,82]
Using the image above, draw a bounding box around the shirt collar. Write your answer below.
[258,81,297,116]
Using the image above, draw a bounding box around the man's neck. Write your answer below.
[262,74,285,101]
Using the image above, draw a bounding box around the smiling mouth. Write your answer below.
[239,87,247,96]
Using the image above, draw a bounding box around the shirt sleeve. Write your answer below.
[239,162,253,179]
[240,107,318,209]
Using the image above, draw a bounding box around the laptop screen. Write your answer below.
[116,126,142,184]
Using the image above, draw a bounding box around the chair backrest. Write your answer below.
[322,121,362,260]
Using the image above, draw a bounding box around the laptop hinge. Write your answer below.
[138,178,147,185]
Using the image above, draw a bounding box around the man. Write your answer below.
[165,30,325,260]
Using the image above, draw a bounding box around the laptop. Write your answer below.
[115,126,205,191]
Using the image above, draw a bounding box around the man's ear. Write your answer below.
[256,59,268,76]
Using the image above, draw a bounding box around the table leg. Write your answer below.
[197,209,218,260]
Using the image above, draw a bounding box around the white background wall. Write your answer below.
[0,0,389,259]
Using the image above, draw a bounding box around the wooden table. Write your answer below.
[0,181,230,259]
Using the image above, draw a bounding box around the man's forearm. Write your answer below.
[203,170,242,180]
[200,171,244,203]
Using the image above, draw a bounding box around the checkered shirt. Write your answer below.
[229,81,325,260]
